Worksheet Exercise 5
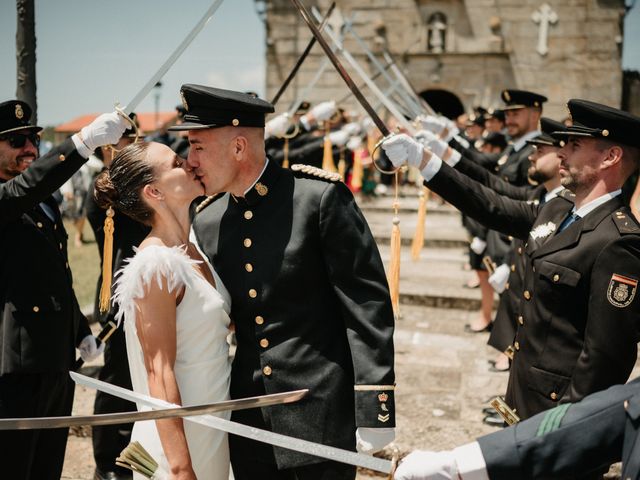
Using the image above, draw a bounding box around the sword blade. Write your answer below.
[271,2,336,105]
[0,373,307,430]
[123,0,225,114]
[290,0,391,137]
[73,371,393,474]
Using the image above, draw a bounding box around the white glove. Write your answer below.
[347,136,363,151]
[417,115,446,135]
[439,117,460,142]
[309,100,337,122]
[79,112,129,152]
[380,133,426,169]
[342,122,361,136]
[488,263,511,293]
[361,116,375,132]
[394,450,458,480]
[415,130,448,158]
[78,334,105,362]
[470,237,487,255]
[265,113,291,139]
[328,129,350,147]
[355,427,395,454]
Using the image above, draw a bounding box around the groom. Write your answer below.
[172,84,396,480]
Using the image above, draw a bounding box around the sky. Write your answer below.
[0,0,639,127]
[0,0,266,126]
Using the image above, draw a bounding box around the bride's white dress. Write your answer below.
[113,244,232,479]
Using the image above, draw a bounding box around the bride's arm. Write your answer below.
[134,279,197,480]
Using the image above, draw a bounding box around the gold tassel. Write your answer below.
[337,146,346,180]
[387,173,401,319]
[322,124,338,173]
[350,146,364,191]
[282,137,290,169]
[411,186,430,261]
[98,207,115,313]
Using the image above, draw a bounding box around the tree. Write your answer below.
[16,0,37,124]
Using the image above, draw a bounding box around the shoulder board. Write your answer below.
[557,189,576,201]
[612,210,640,234]
[290,164,342,183]
[195,193,225,214]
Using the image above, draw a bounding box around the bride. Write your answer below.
[94,142,231,479]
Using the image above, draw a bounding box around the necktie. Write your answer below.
[558,212,580,233]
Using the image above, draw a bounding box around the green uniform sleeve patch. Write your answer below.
[536,403,571,437]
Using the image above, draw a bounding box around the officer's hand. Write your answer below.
[78,335,105,363]
[265,113,291,139]
[342,122,361,136]
[347,136,363,151]
[79,112,129,152]
[394,450,458,480]
[380,134,426,169]
[470,237,487,255]
[417,115,446,136]
[361,116,375,132]
[415,130,448,158]
[309,101,337,123]
[488,263,511,293]
[328,129,350,147]
[355,427,395,454]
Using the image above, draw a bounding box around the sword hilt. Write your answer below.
[74,320,118,370]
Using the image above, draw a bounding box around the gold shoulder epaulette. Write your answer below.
[195,194,220,214]
[290,164,342,182]
[612,210,640,234]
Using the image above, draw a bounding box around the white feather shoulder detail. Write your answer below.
[112,245,200,327]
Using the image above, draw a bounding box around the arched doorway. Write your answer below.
[420,89,465,120]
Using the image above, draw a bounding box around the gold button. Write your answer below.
[243,238,252,248]
[518,247,523,254]
[59,242,63,250]
[249,289,257,298]
[255,316,264,325]
[518,315,524,325]
[32,306,40,313]
[524,290,531,300]
[263,366,272,376]
[54,224,57,230]
[260,339,269,348]
[511,264,516,272]
[505,282,510,290]
[58,154,65,161]
[514,341,520,350]
[624,400,629,410]
[550,392,558,400]
[65,262,69,269]
[37,222,43,228]
[508,236,513,241]
[553,274,560,282]
[245,263,253,272]
[244,210,253,220]
[532,266,536,273]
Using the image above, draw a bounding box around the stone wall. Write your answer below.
[263,0,625,120]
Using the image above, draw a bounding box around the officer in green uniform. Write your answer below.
[170,85,395,480]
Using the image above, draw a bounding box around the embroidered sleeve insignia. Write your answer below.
[607,274,638,308]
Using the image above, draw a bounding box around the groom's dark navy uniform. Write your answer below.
[175,86,396,479]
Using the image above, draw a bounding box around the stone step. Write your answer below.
[377,246,498,311]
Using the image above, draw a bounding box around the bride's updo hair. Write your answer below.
[94,142,157,225]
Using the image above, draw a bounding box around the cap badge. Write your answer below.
[232,118,240,127]
[378,392,389,402]
[601,129,609,137]
[15,104,24,120]
[255,182,268,196]
[504,91,511,102]
[180,91,189,112]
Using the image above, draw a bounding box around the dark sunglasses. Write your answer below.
[0,132,40,149]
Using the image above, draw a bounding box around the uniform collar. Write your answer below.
[512,130,541,152]
[233,157,281,207]
[573,189,622,219]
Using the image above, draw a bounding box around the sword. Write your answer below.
[381,48,436,115]
[72,371,394,475]
[0,373,307,430]
[121,0,225,115]
[270,2,336,106]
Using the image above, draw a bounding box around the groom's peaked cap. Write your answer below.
[169,84,275,131]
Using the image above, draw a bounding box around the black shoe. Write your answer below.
[489,363,509,372]
[464,323,492,333]
[94,468,133,480]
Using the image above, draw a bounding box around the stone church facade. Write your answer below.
[260,0,626,120]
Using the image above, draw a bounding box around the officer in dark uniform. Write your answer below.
[0,100,127,479]
[383,99,640,422]
[170,85,395,480]
[395,375,640,479]
[85,121,150,480]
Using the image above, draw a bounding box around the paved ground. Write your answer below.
[60,191,637,478]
